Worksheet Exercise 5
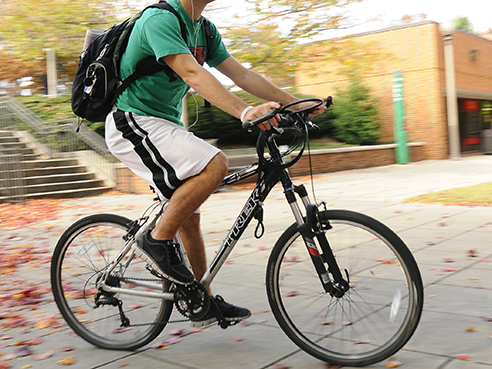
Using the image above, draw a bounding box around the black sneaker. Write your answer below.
[191,295,251,327]
[134,230,195,285]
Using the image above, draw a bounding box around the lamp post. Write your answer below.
[43,48,57,97]
[439,22,461,159]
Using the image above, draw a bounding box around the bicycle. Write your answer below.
[50,98,424,367]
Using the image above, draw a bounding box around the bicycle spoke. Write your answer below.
[51,215,173,350]
[267,210,423,366]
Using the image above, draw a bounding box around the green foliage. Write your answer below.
[453,16,474,33]
[223,0,363,86]
[330,80,381,145]
[0,0,130,84]
[16,95,105,135]
[186,89,337,145]
[16,82,382,148]
[15,95,75,121]
[187,91,272,147]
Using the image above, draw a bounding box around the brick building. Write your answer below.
[297,21,492,160]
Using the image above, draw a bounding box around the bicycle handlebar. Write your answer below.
[241,108,281,131]
[242,96,333,132]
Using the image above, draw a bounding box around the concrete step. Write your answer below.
[0,136,20,144]
[0,186,114,201]
[21,179,107,195]
[21,165,88,178]
[0,153,39,161]
[0,130,15,138]
[2,172,96,186]
[0,146,36,156]
[0,158,80,171]
[0,141,27,149]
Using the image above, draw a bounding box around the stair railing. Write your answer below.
[0,96,118,202]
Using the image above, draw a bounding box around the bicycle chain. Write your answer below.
[118,276,190,325]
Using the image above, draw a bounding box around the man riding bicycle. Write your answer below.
[105,0,325,327]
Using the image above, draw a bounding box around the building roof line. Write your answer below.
[310,20,492,45]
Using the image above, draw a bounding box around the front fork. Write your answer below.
[289,185,350,297]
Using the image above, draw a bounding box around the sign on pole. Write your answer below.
[392,71,409,164]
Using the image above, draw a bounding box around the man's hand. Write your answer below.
[243,102,281,131]
[297,97,331,118]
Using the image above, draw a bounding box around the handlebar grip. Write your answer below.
[241,120,256,131]
[242,108,279,131]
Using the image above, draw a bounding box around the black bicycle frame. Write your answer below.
[201,130,346,295]
[200,161,280,287]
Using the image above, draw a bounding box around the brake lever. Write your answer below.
[325,96,333,108]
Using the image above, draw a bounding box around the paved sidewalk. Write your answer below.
[1,155,492,368]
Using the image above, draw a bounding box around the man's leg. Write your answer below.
[151,151,228,243]
[177,212,207,281]
[133,152,227,285]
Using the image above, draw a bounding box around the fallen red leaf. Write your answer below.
[16,345,32,357]
[59,346,76,352]
[152,341,170,349]
[33,350,54,361]
[26,337,43,346]
[57,356,76,365]
[1,353,16,361]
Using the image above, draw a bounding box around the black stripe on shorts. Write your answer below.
[113,110,183,199]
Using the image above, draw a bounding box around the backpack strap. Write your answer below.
[202,18,214,61]
[115,1,215,94]
[153,1,188,43]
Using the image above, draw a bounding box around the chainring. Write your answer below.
[174,282,211,321]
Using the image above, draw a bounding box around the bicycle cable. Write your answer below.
[305,126,318,206]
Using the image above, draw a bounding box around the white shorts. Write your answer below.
[106,108,221,201]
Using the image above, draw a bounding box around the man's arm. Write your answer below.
[215,56,298,106]
[162,53,280,130]
[216,56,326,118]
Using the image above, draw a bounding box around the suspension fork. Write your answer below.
[270,137,349,297]
[286,181,350,297]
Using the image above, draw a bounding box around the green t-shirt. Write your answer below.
[116,0,230,125]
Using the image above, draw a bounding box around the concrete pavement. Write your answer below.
[1,155,492,368]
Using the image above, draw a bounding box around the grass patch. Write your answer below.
[16,95,75,121]
[404,182,492,206]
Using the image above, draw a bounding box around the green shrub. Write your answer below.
[187,89,338,146]
[16,81,381,148]
[330,79,381,145]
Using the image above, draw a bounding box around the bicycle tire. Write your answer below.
[266,210,423,367]
[51,214,173,351]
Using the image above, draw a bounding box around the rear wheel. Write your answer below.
[51,214,173,350]
[266,210,423,366]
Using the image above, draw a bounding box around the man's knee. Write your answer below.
[208,151,228,180]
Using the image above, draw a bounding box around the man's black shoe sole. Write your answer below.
[133,244,195,286]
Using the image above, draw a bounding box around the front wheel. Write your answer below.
[51,214,173,351]
[266,210,423,367]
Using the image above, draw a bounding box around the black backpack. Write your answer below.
[72,2,212,123]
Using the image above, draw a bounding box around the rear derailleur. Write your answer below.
[94,274,130,327]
